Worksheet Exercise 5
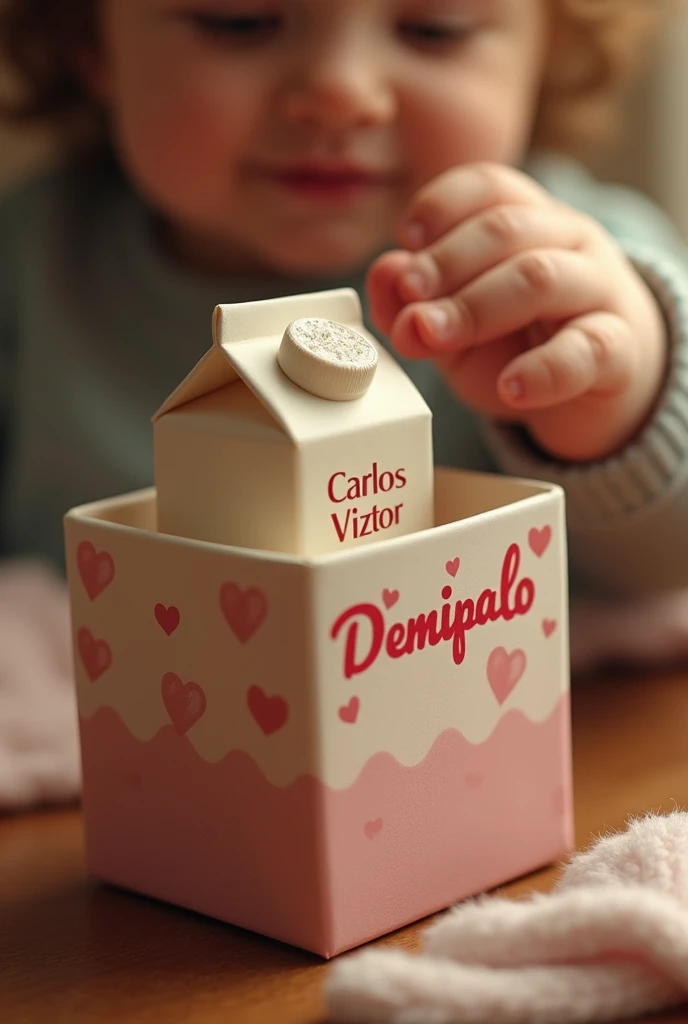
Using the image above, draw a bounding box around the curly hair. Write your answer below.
[0,0,98,147]
[534,0,673,152]
[0,0,676,156]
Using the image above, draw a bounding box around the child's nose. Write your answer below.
[280,48,396,130]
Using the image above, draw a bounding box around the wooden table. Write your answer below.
[3,668,688,1023]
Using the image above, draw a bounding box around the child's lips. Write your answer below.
[261,163,396,202]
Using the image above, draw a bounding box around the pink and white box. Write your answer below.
[64,288,573,958]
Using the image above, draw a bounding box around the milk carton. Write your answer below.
[153,290,433,555]
[64,287,573,960]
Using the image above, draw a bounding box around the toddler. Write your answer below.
[1,0,688,809]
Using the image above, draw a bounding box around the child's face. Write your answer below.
[93,0,547,278]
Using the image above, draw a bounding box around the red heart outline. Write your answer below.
[77,627,112,682]
[155,604,180,635]
[487,646,526,704]
[247,685,288,736]
[364,818,383,839]
[161,672,206,736]
[528,526,552,558]
[220,583,268,643]
[338,696,360,724]
[77,541,115,600]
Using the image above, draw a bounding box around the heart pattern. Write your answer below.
[528,526,552,558]
[364,818,383,839]
[161,672,206,736]
[75,518,556,777]
[487,646,526,705]
[155,604,180,636]
[339,696,360,724]
[220,583,268,643]
[77,541,115,601]
[248,685,288,736]
[77,627,112,682]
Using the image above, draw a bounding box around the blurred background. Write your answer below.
[583,9,688,242]
[1,12,688,240]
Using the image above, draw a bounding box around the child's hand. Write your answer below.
[368,164,668,462]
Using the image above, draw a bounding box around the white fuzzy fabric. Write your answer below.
[326,812,688,1023]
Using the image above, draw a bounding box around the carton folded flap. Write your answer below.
[214,289,431,444]
[152,289,363,423]
[151,346,238,422]
[212,288,364,348]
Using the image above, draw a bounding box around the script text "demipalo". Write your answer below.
[330,542,534,679]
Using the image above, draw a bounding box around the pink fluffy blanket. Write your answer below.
[326,811,688,1023]
[0,561,79,810]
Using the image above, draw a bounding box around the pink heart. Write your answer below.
[465,771,485,791]
[364,818,383,839]
[77,541,115,601]
[445,557,460,577]
[248,685,288,736]
[155,604,180,636]
[528,526,552,558]
[339,696,360,724]
[382,588,399,610]
[220,583,267,643]
[161,672,206,736]
[77,627,112,682]
[487,646,526,704]
[542,618,557,638]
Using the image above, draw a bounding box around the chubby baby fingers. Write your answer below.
[397,162,551,251]
[366,249,416,335]
[497,312,635,409]
[396,203,597,305]
[395,249,612,357]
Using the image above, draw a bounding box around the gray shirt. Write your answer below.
[2,152,688,597]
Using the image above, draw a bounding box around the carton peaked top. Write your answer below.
[151,287,430,444]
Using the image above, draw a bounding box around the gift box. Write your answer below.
[64,290,573,959]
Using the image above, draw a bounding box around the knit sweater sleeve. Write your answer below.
[483,157,688,598]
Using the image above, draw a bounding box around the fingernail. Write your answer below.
[419,304,451,341]
[401,271,430,300]
[399,257,435,301]
[502,375,525,401]
[401,220,426,248]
